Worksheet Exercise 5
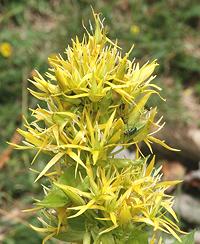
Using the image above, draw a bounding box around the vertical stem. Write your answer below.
[21,68,29,166]
[22,68,28,126]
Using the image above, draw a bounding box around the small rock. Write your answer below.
[174,194,200,225]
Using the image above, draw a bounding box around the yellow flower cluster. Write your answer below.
[130,24,140,35]
[14,12,184,243]
[0,42,12,58]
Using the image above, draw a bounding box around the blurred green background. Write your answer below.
[0,0,199,243]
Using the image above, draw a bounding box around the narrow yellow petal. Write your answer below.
[145,155,156,176]
[148,136,180,151]
[34,152,64,182]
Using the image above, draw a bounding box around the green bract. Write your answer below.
[15,11,185,244]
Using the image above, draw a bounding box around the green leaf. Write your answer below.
[68,215,86,230]
[58,166,89,191]
[126,229,149,244]
[36,188,69,208]
[99,233,115,244]
[108,158,144,168]
[54,228,85,242]
[34,152,64,182]
[54,215,86,242]
[128,93,153,127]
[58,166,79,185]
[83,231,91,244]
[54,182,87,205]
[52,111,76,126]
[173,231,195,244]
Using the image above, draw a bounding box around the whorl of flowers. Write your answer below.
[14,11,185,244]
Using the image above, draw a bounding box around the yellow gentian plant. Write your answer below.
[14,12,185,243]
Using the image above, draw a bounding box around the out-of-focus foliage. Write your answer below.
[0,0,199,243]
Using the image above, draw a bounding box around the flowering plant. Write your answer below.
[14,11,186,243]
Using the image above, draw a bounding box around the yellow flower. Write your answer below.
[14,10,184,243]
[0,42,13,58]
[48,52,58,62]
[130,24,140,35]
